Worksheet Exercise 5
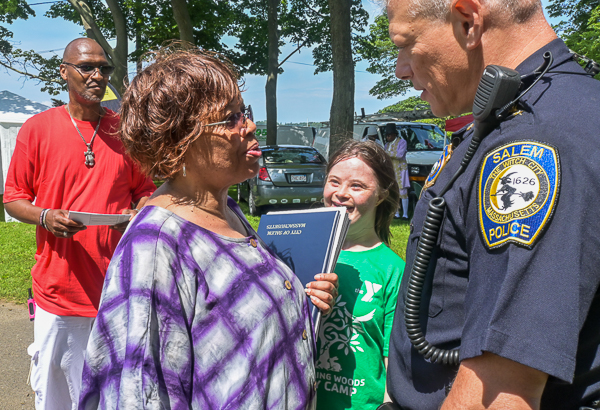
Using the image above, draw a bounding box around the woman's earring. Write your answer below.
[183,163,187,177]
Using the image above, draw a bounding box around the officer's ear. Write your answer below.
[451,0,484,51]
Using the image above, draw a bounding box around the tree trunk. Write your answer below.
[136,0,142,74]
[171,0,195,45]
[327,0,354,157]
[265,0,278,146]
[68,0,129,95]
[106,0,128,91]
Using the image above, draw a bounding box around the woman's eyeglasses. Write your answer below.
[62,62,115,76]
[206,105,253,129]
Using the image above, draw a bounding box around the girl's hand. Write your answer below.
[305,273,339,315]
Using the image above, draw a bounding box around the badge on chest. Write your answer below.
[478,141,560,249]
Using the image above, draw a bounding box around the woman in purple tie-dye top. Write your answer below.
[78,46,338,410]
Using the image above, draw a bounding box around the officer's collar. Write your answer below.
[452,123,469,136]
[515,38,575,78]
[446,40,572,141]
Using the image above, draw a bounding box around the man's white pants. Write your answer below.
[28,305,95,410]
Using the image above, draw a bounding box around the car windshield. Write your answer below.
[262,147,325,164]
[397,125,445,151]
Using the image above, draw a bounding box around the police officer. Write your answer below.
[385,0,600,409]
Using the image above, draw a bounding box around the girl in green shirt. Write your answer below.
[316,140,405,409]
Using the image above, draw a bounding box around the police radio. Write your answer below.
[404,53,553,366]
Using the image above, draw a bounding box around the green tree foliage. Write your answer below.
[1,0,367,94]
[548,0,600,76]
[356,13,411,99]
[229,0,367,76]
[1,0,240,95]
[228,0,367,145]
[360,3,600,101]
[310,0,368,74]
[232,0,324,76]
[47,0,237,67]
[0,0,63,94]
[378,96,430,112]
[1,0,369,145]
[379,96,449,129]
[0,0,33,51]
[0,0,34,54]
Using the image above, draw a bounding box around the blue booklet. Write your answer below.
[257,207,350,331]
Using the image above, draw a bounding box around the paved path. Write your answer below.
[0,301,35,409]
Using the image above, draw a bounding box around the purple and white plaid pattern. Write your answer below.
[79,199,316,409]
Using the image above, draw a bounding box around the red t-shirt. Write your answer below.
[3,106,156,317]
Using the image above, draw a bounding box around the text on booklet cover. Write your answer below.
[257,207,349,288]
[264,223,306,236]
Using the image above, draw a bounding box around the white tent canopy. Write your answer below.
[0,90,50,221]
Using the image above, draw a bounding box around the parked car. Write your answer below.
[254,125,316,146]
[238,145,327,216]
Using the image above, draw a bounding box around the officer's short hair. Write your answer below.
[386,0,541,24]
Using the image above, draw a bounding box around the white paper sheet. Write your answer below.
[67,211,132,226]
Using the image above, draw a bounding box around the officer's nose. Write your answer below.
[395,54,413,81]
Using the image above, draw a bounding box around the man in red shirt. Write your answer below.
[3,38,156,409]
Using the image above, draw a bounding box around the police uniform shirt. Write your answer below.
[387,38,600,409]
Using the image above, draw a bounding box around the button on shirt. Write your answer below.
[79,199,316,410]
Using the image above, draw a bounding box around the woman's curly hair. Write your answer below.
[327,140,400,246]
[119,44,242,179]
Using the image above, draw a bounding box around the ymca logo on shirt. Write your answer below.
[358,281,382,303]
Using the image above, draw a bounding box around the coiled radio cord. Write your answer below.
[404,131,485,366]
[403,53,553,367]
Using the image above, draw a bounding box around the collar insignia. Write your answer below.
[422,144,453,196]
[478,141,560,249]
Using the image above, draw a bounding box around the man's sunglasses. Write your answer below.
[62,62,115,76]
[206,105,253,129]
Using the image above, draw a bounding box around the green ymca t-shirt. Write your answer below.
[315,243,405,410]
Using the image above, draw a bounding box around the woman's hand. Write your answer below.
[305,273,339,315]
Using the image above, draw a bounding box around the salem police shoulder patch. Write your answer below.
[478,140,560,249]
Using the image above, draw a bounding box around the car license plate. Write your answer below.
[290,174,307,183]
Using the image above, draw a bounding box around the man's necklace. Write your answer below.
[66,105,103,167]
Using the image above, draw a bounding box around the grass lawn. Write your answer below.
[0,186,410,304]
[0,222,37,303]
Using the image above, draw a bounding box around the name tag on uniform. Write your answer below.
[478,140,560,249]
